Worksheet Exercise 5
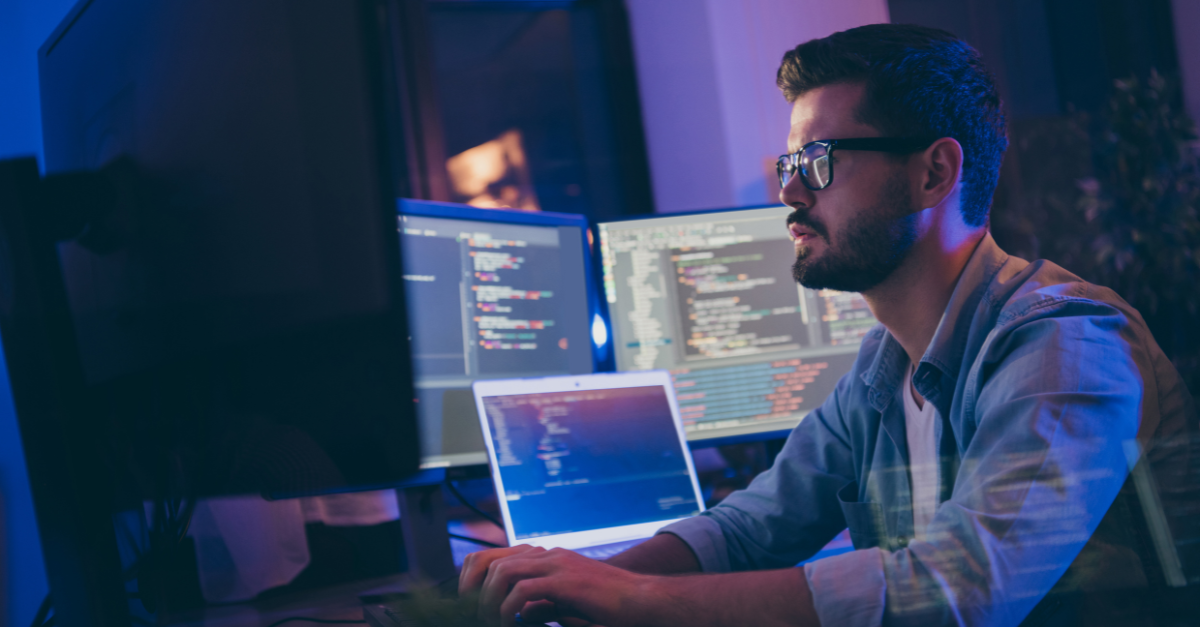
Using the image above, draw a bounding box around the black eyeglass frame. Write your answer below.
[777,137,937,191]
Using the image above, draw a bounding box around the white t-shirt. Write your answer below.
[902,364,940,540]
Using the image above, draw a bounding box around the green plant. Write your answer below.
[383,587,489,627]
[993,72,1200,396]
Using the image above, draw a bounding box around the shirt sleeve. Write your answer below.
[659,368,861,572]
[804,547,887,627]
[657,515,729,573]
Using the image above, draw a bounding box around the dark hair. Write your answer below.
[777,24,1007,227]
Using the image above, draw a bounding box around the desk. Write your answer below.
[163,573,415,627]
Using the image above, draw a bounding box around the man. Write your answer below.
[459,24,1196,627]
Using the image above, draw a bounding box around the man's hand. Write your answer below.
[459,545,544,598]
[458,544,819,627]
[461,545,648,626]
[458,535,700,626]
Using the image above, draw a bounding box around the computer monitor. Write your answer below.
[36,0,423,500]
[25,2,461,622]
[398,200,606,469]
[598,205,878,445]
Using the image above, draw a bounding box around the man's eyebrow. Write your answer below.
[786,138,813,153]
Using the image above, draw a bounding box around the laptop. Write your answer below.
[472,370,706,558]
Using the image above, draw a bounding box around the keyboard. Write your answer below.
[574,537,646,560]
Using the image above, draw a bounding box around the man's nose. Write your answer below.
[779,174,815,211]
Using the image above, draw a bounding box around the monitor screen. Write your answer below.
[399,202,598,468]
[598,205,878,443]
[473,371,703,549]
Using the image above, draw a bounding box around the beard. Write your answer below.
[790,172,919,293]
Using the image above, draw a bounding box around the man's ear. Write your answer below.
[914,137,964,211]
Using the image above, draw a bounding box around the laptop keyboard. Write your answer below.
[575,538,646,560]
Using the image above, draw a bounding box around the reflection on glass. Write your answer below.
[446,129,540,211]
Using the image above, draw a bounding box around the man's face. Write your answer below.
[782,82,919,293]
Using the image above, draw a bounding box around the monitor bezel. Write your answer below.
[595,202,791,226]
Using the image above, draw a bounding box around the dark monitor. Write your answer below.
[37,0,421,500]
[598,205,877,445]
[398,200,606,469]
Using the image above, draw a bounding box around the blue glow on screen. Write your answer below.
[591,313,608,349]
[483,385,699,540]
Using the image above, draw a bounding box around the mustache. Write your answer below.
[785,210,829,240]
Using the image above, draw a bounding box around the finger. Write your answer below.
[519,600,559,623]
[500,578,553,627]
[462,546,539,592]
[479,548,551,622]
[460,545,541,596]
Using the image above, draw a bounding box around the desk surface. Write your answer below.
[162,573,418,627]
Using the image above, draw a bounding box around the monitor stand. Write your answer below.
[397,479,457,583]
[347,467,458,606]
[359,472,467,627]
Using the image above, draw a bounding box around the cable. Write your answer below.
[449,533,505,549]
[444,480,505,531]
[264,618,366,627]
[175,498,196,542]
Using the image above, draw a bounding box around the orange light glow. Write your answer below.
[446,129,540,211]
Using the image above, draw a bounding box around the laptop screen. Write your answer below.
[480,384,702,542]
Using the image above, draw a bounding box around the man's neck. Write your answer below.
[863,222,986,369]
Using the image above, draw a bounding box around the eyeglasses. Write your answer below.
[776,137,936,191]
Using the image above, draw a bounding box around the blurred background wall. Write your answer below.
[625,0,890,213]
[1173,0,1200,128]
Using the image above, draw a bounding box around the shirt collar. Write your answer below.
[862,233,1009,413]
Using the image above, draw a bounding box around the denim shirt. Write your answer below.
[660,234,1196,627]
